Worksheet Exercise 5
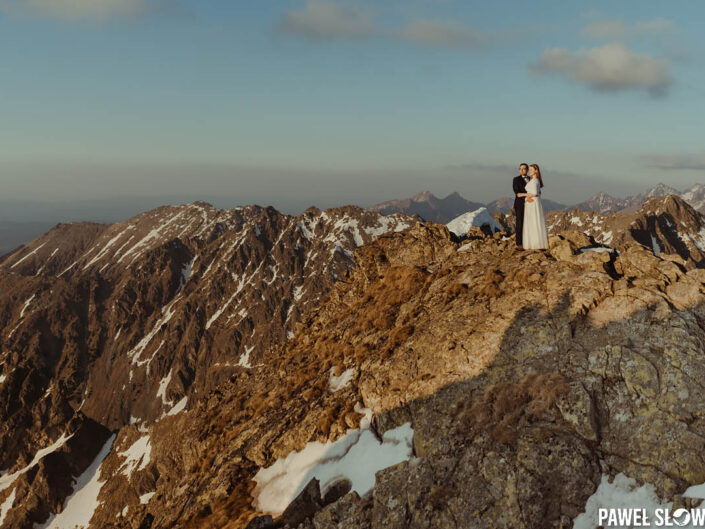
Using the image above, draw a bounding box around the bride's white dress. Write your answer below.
[522,178,549,249]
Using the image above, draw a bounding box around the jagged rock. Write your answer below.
[303,492,370,529]
[245,515,276,529]
[546,195,705,268]
[278,477,323,528]
[321,479,352,506]
[548,235,576,261]
[559,229,593,248]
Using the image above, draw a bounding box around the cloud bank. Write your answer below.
[644,154,705,171]
[529,42,671,96]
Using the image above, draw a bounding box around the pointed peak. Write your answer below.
[411,191,435,202]
[645,182,679,196]
[302,205,322,215]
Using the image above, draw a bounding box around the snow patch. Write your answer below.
[57,261,77,277]
[10,241,47,269]
[252,404,413,516]
[118,435,151,480]
[580,247,614,253]
[37,433,116,529]
[651,234,661,256]
[127,297,179,366]
[329,367,355,392]
[297,219,317,241]
[446,207,500,237]
[0,430,74,493]
[19,294,36,318]
[692,227,705,251]
[293,285,305,301]
[83,231,125,270]
[0,486,16,526]
[156,369,174,406]
[363,215,411,240]
[165,396,188,417]
[206,260,265,329]
[139,491,155,504]
[177,256,198,292]
[572,472,703,529]
[238,346,254,368]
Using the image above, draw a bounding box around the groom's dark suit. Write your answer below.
[513,175,530,247]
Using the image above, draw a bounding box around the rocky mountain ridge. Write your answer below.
[0,201,417,528]
[2,197,705,528]
[546,195,705,269]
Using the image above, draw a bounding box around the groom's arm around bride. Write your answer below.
[512,163,529,249]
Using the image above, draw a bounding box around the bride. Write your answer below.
[520,164,548,250]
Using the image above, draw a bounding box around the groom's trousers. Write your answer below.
[514,201,525,246]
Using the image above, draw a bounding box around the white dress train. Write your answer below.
[522,178,549,249]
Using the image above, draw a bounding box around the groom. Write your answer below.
[512,163,530,250]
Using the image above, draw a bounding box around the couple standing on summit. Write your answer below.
[512,163,549,251]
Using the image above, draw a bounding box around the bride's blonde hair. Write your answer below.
[530,164,544,188]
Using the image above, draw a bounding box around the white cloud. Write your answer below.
[278,0,483,49]
[529,42,671,96]
[582,18,677,40]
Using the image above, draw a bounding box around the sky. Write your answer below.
[1,0,704,220]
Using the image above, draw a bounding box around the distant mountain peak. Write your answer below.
[411,190,435,202]
[644,182,679,197]
[369,191,482,224]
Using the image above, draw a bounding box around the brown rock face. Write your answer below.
[2,195,705,529]
[0,202,416,528]
[190,223,705,529]
[545,195,705,268]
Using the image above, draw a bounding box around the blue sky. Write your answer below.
[1,0,704,215]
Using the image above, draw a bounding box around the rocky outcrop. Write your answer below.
[256,222,705,529]
[546,195,705,269]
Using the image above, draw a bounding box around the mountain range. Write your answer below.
[2,194,705,528]
[368,191,484,224]
[369,182,705,223]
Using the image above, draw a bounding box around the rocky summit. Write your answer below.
[2,197,705,529]
[545,195,705,269]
